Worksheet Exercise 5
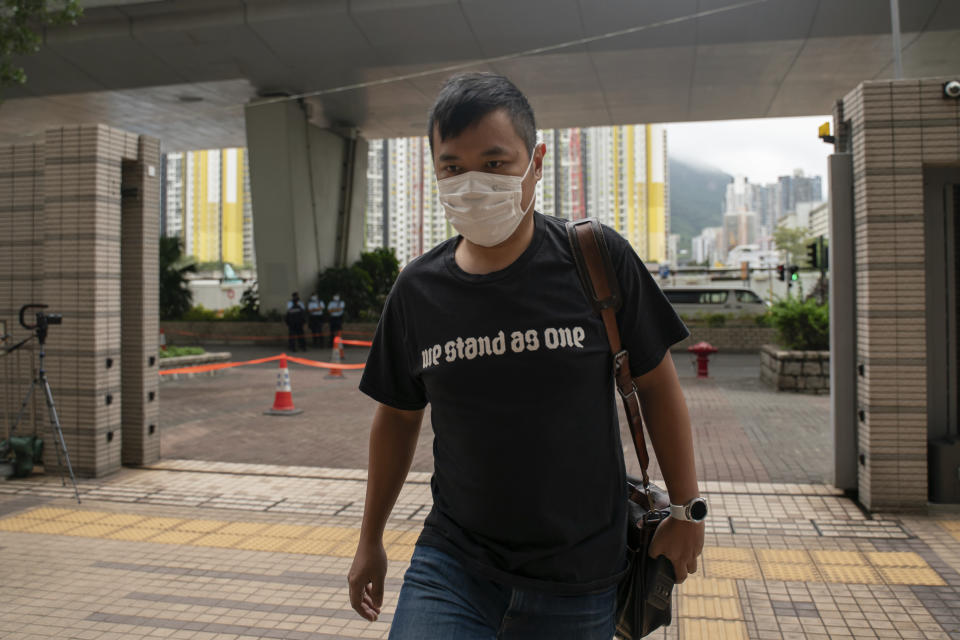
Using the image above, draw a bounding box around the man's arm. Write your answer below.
[632,351,704,583]
[348,403,425,621]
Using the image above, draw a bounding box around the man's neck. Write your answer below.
[454,212,536,275]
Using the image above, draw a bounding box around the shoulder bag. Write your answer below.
[566,218,675,640]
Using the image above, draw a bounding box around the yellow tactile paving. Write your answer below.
[876,567,946,586]
[63,523,124,537]
[137,517,188,530]
[0,507,949,589]
[173,519,228,533]
[149,530,206,545]
[680,596,743,620]
[216,521,271,536]
[678,576,738,597]
[192,533,248,548]
[20,520,82,535]
[702,546,754,563]
[866,551,927,567]
[705,561,763,580]
[939,520,960,532]
[819,564,883,584]
[761,561,822,582]
[103,527,165,542]
[97,513,148,527]
[680,619,748,640]
[811,550,868,566]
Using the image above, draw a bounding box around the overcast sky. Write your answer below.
[663,115,833,185]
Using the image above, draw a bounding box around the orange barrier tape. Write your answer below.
[159,353,365,376]
[340,339,373,347]
[285,354,365,370]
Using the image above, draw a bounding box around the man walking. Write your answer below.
[349,73,704,638]
[284,292,307,353]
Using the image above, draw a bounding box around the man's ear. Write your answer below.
[534,142,546,180]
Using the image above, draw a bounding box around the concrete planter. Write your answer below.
[670,326,778,353]
[160,321,378,346]
[760,344,829,394]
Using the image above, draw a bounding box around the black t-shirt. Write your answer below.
[359,212,689,595]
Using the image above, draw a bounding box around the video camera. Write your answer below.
[19,304,61,345]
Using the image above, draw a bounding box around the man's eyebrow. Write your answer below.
[438,152,459,162]
[481,145,511,157]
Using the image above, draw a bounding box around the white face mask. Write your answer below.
[437,150,537,248]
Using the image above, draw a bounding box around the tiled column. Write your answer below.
[41,125,124,477]
[0,143,44,436]
[120,136,161,466]
[841,78,960,510]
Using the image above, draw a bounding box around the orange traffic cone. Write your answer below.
[159,328,167,351]
[325,335,345,379]
[264,355,304,416]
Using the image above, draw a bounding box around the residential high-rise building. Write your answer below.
[778,169,822,218]
[162,148,254,267]
[364,124,669,265]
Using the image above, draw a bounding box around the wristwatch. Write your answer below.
[669,496,708,523]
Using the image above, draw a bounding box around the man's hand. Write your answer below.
[348,540,387,621]
[648,517,704,583]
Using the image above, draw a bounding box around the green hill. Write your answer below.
[669,159,731,259]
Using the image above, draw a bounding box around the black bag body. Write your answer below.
[615,499,674,639]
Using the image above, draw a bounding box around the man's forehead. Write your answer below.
[431,110,525,154]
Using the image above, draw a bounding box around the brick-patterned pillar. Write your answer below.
[120,137,161,466]
[841,77,960,510]
[41,125,124,478]
[0,143,45,436]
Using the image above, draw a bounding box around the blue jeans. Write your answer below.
[389,545,617,640]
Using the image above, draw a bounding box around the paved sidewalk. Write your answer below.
[1,461,959,639]
[3,349,952,639]
[159,347,832,484]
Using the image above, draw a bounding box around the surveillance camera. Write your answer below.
[944,80,960,99]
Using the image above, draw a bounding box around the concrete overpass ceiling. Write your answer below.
[0,0,958,149]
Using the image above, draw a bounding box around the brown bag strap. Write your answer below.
[566,218,653,493]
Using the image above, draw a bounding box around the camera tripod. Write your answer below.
[4,305,80,503]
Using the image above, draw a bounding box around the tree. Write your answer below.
[315,266,373,321]
[1,1,82,90]
[772,222,813,267]
[159,236,195,320]
[355,247,400,315]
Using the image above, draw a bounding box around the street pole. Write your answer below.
[890,0,903,80]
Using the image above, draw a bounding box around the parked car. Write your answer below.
[661,286,768,317]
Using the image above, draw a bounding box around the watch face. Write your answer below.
[690,499,708,521]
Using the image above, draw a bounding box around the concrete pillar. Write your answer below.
[0,124,160,478]
[120,138,161,467]
[244,99,368,313]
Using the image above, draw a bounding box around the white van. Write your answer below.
[662,287,768,316]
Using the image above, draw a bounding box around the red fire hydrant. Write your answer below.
[687,341,718,378]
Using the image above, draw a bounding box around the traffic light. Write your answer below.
[777,264,785,281]
[806,241,819,269]
[789,265,800,281]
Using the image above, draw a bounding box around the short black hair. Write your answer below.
[427,72,537,157]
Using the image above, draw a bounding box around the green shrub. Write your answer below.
[704,313,727,328]
[754,311,773,327]
[181,305,220,321]
[770,297,829,350]
[159,346,205,358]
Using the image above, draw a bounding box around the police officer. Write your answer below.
[285,292,307,352]
[327,293,345,347]
[307,292,325,347]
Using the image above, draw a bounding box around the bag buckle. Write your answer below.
[614,350,638,402]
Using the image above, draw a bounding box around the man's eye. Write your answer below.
[444,165,461,173]
[485,161,504,169]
